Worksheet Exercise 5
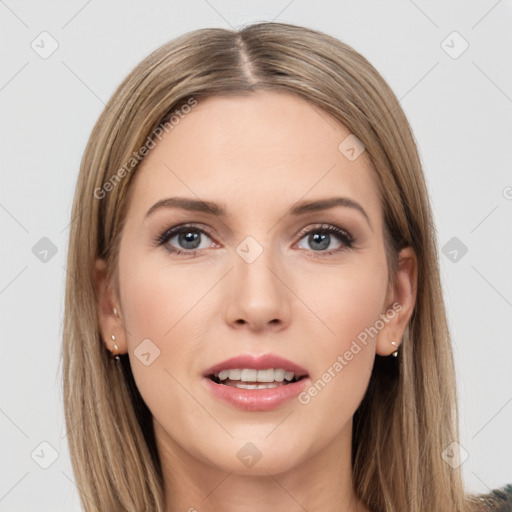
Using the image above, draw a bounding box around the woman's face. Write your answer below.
[97,90,416,477]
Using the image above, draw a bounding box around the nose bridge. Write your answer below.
[224,233,292,330]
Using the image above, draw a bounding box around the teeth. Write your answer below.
[215,368,297,383]
[241,369,258,382]
[225,382,281,389]
[274,369,285,382]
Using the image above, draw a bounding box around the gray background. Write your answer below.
[1,1,511,510]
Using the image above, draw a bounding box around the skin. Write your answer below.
[95,90,417,512]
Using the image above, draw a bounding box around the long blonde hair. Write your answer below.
[62,21,487,512]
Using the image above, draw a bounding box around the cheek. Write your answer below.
[297,252,388,348]
[118,250,215,430]
[295,254,388,408]
[330,267,387,343]
[117,246,207,387]
[119,245,210,345]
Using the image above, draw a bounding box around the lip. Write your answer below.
[202,353,310,411]
[203,376,310,411]
[202,353,309,378]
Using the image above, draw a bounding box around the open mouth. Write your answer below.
[208,368,308,389]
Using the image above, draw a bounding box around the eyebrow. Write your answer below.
[145,196,372,229]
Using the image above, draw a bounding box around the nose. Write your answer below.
[223,244,292,333]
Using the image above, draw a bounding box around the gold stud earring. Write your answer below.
[390,341,399,357]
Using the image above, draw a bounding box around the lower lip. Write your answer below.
[203,377,309,411]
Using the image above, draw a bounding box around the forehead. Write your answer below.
[126,90,382,224]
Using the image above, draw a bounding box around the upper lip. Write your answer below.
[203,353,309,378]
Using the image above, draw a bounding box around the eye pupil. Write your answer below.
[309,233,330,250]
[179,231,201,249]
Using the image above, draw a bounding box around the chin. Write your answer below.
[190,434,308,476]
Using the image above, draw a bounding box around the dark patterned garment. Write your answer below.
[477,483,512,511]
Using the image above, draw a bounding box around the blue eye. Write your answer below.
[296,224,354,255]
[155,222,354,258]
[156,224,215,256]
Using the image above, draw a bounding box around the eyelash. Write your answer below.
[154,223,355,258]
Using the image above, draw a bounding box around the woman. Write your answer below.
[62,21,512,512]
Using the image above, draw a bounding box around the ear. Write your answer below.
[376,246,418,356]
[94,258,127,355]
